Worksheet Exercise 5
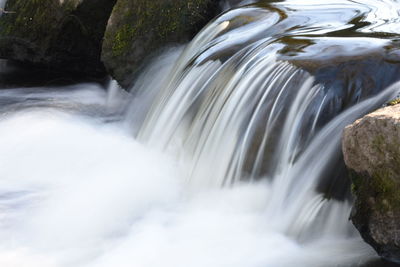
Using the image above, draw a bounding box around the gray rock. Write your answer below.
[342,104,400,263]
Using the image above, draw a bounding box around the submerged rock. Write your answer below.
[0,0,116,76]
[101,0,220,88]
[342,104,400,263]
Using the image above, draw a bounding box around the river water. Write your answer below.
[1,0,400,266]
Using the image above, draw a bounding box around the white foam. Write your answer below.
[0,90,376,266]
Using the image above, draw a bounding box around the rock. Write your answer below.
[342,104,400,263]
[101,0,220,88]
[0,0,116,76]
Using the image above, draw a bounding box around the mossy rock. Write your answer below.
[343,105,400,263]
[101,0,220,88]
[387,98,400,106]
[0,0,116,76]
[350,170,400,263]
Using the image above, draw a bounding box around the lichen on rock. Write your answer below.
[343,104,400,263]
[101,0,220,88]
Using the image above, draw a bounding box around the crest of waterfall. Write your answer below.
[135,2,400,242]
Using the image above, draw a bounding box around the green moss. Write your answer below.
[106,0,215,58]
[372,134,400,172]
[350,171,362,193]
[352,165,400,213]
[112,24,135,57]
[371,169,400,211]
[351,131,400,213]
[0,0,67,50]
[387,98,400,106]
[101,0,219,86]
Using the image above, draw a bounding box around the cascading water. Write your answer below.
[1,0,400,266]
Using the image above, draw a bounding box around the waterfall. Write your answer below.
[0,52,395,267]
[132,1,400,246]
[136,42,400,241]
[0,0,400,266]
[0,0,6,10]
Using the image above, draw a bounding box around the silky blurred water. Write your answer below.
[0,84,379,267]
[1,0,400,266]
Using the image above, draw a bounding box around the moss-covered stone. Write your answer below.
[102,0,220,88]
[343,105,400,263]
[350,169,400,262]
[0,0,116,76]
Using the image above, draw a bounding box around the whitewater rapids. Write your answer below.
[0,82,381,267]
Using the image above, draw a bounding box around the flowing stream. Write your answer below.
[1,0,400,266]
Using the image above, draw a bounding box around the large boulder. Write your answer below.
[0,0,116,76]
[101,0,220,88]
[342,103,400,263]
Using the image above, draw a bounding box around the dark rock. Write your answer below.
[342,105,400,263]
[0,0,116,77]
[0,60,109,88]
[361,258,400,267]
[101,0,220,88]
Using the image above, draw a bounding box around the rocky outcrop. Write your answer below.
[101,0,220,88]
[0,0,220,83]
[0,0,116,76]
[342,104,400,263]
